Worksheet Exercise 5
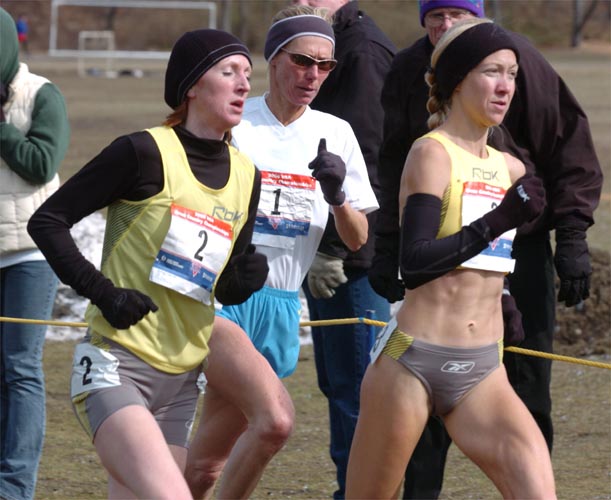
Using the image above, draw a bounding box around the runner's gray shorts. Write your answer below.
[381,328,503,416]
[70,334,202,447]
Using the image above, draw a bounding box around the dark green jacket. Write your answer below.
[0,7,70,184]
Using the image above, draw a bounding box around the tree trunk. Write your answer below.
[220,0,232,32]
[238,0,249,44]
[489,0,502,25]
[104,7,117,31]
[572,0,600,47]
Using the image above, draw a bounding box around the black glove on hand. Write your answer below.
[483,174,546,238]
[308,138,346,206]
[554,227,592,307]
[231,244,269,294]
[96,286,158,329]
[502,291,524,346]
[368,256,405,303]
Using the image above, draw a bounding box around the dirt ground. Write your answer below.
[38,338,610,500]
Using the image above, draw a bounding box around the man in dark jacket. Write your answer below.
[294,0,396,498]
[370,1,603,498]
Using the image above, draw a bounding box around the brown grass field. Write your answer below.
[25,45,611,499]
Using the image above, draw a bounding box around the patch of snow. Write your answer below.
[47,211,105,341]
[45,210,318,344]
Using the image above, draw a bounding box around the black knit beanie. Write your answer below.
[164,29,251,109]
[435,22,519,101]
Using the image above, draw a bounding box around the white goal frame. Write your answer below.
[77,30,116,76]
[49,0,217,59]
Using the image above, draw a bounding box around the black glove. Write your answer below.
[368,255,405,303]
[95,286,158,329]
[502,291,524,346]
[554,227,591,307]
[308,138,346,206]
[230,244,269,294]
[483,174,546,238]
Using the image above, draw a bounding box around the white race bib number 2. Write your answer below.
[70,342,121,399]
[150,204,233,305]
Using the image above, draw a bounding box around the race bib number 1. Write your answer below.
[150,204,233,305]
[253,171,317,250]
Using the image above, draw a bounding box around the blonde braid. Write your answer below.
[424,69,449,130]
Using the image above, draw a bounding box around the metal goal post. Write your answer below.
[49,0,217,60]
[77,30,116,77]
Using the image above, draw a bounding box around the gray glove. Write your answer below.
[307,252,348,299]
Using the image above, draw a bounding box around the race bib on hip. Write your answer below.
[252,171,316,250]
[70,341,121,399]
[196,371,208,395]
[461,182,515,273]
[150,204,233,304]
[370,316,398,365]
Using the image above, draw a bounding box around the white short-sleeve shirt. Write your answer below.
[231,95,378,291]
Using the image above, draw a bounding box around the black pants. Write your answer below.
[403,235,555,499]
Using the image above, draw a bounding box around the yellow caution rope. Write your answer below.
[2,315,609,370]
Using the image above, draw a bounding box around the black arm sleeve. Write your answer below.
[27,135,151,303]
[214,168,263,305]
[399,193,494,290]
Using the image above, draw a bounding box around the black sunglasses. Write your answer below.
[280,48,337,72]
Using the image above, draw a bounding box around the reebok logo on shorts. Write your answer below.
[441,361,475,373]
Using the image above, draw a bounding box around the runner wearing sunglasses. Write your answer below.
[280,47,338,72]
[185,5,378,499]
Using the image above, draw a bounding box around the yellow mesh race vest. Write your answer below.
[85,126,256,373]
[420,131,515,273]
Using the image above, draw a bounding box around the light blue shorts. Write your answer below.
[217,286,301,378]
